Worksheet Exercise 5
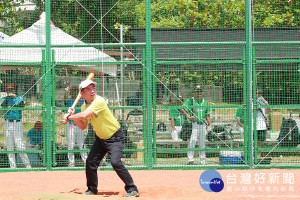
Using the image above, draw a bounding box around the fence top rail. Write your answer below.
[2,41,300,48]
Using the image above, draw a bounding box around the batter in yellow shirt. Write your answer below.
[63,80,139,197]
[81,95,120,140]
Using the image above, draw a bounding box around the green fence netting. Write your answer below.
[0,0,300,171]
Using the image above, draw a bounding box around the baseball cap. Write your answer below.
[193,85,203,93]
[6,83,15,89]
[79,80,97,90]
[34,121,43,130]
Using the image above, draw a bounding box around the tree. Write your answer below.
[114,0,300,30]
[253,0,299,27]
[30,0,119,43]
[114,0,246,29]
[0,0,25,35]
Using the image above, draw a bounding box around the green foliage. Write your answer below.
[157,71,179,84]
[30,0,119,43]
[113,0,142,28]
[114,0,300,29]
[0,0,25,35]
[115,0,246,29]
[253,0,297,27]
[256,70,300,104]
[3,0,300,41]
[157,66,243,89]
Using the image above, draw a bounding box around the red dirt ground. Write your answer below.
[0,169,299,200]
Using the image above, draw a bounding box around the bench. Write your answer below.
[152,139,244,148]
[133,138,285,152]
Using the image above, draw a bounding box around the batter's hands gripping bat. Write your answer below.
[62,73,95,124]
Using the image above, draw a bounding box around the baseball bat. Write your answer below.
[62,73,95,124]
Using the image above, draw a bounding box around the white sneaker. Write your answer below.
[200,159,206,165]
[68,163,75,167]
[11,165,16,169]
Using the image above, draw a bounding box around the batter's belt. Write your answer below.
[5,119,21,122]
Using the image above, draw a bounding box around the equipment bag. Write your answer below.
[207,126,233,142]
[180,122,193,141]
[179,98,193,141]
[277,118,300,147]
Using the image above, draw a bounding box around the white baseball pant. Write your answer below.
[187,122,207,165]
[4,120,31,168]
[239,127,244,139]
[65,122,87,166]
[171,126,182,141]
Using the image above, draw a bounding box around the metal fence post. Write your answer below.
[245,0,254,167]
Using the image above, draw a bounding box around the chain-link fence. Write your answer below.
[0,0,300,171]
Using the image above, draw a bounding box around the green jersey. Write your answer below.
[183,97,211,124]
[169,108,186,126]
[235,108,244,124]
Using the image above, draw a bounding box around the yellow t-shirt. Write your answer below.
[81,95,120,140]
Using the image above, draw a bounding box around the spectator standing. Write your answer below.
[1,83,31,169]
[256,89,272,159]
[235,107,244,139]
[64,86,87,167]
[169,95,186,142]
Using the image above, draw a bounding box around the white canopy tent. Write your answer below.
[0,13,117,77]
[0,13,124,117]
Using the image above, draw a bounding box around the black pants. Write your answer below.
[86,128,138,194]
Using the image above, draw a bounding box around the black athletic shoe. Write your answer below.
[125,190,139,197]
[188,161,194,165]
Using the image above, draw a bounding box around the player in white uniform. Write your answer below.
[1,83,31,169]
[64,86,87,167]
[235,107,244,139]
[181,86,212,165]
[169,95,186,142]
[256,89,272,159]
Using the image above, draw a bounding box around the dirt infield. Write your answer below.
[0,169,299,200]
